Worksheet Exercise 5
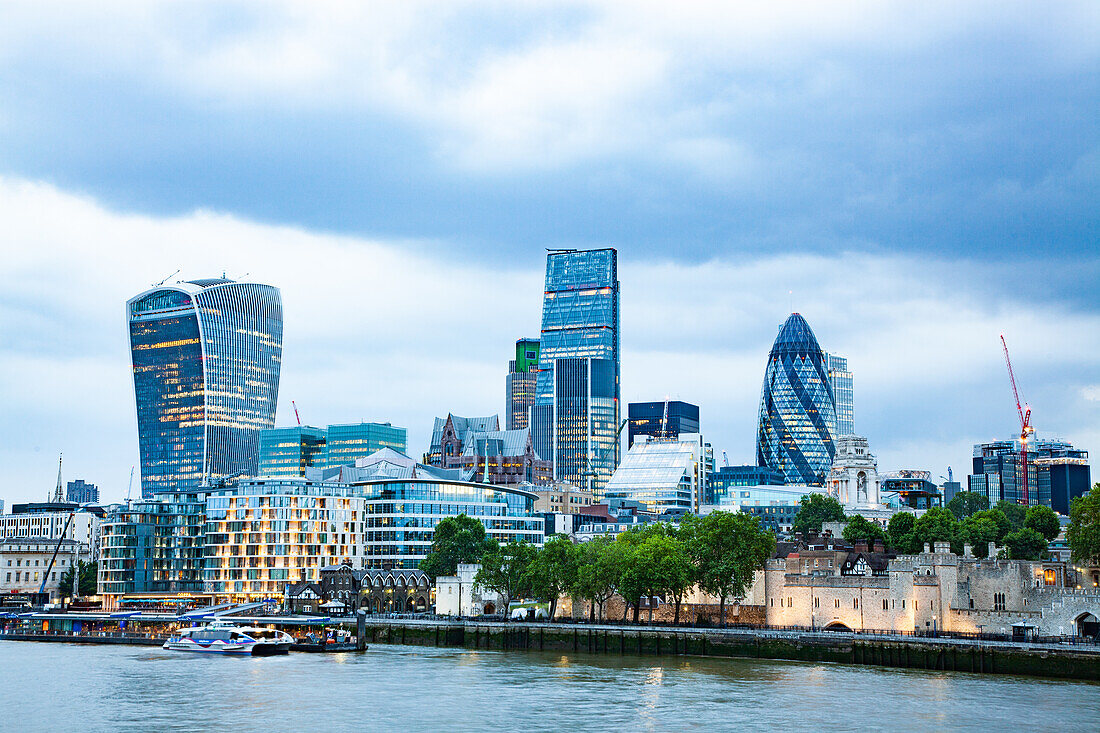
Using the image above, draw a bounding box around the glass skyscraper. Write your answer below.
[627,400,700,448]
[756,313,837,486]
[258,425,327,478]
[127,278,283,497]
[531,248,620,494]
[506,338,540,430]
[825,353,854,437]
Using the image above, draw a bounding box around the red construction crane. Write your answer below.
[1000,334,1034,505]
[292,400,302,426]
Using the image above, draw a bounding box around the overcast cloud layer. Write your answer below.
[0,3,1098,502]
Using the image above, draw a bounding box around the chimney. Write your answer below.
[933,541,950,554]
[963,543,973,558]
[873,539,885,553]
[923,543,931,554]
[855,540,869,553]
[988,541,997,558]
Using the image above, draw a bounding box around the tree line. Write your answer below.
[792,491,1061,561]
[420,511,776,625]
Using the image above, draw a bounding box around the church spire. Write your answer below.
[52,453,63,503]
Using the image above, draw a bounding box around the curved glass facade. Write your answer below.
[756,313,837,486]
[128,279,283,497]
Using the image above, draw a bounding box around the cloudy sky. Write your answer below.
[1,2,1098,504]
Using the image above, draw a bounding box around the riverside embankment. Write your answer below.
[356,618,1100,681]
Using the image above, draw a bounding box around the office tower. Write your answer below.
[258,425,327,478]
[626,400,700,448]
[707,465,784,505]
[127,278,283,497]
[825,353,854,437]
[530,248,620,495]
[321,422,407,469]
[969,438,1090,512]
[756,313,837,486]
[506,338,541,430]
[66,479,100,504]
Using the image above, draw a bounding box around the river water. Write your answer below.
[1,641,1097,732]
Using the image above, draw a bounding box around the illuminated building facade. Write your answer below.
[707,465,784,505]
[258,426,327,477]
[627,401,700,449]
[968,439,1090,513]
[531,248,620,495]
[127,278,283,498]
[321,422,407,470]
[756,313,837,486]
[603,434,710,514]
[425,414,549,486]
[506,338,540,430]
[825,353,854,437]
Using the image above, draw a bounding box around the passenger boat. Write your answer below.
[162,621,293,656]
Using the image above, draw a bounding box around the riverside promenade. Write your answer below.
[355,617,1100,681]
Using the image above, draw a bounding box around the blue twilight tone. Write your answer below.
[127,278,283,498]
[531,248,621,494]
[826,353,854,437]
[756,313,837,486]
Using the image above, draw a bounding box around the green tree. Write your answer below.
[959,516,1000,558]
[995,500,1027,531]
[683,512,775,628]
[637,532,693,624]
[1003,527,1048,561]
[946,491,989,520]
[841,515,885,544]
[1067,484,1100,565]
[970,509,1012,542]
[913,507,959,550]
[60,560,97,597]
[613,530,650,623]
[419,514,494,580]
[1024,505,1061,542]
[791,494,846,536]
[571,536,621,622]
[886,512,917,553]
[525,535,578,620]
[475,542,536,616]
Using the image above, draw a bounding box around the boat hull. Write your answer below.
[162,639,290,656]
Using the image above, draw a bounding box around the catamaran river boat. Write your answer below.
[163,621,293,656]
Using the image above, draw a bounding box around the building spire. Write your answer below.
[53,453,63,503]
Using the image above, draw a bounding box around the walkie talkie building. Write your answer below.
[756,313,836,486]
[127,278,283,497]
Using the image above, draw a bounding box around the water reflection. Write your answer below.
[0,641,1097,733]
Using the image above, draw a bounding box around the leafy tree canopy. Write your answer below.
[419,514,494,580]
[946,491,989,520]
[60,560,97,597]
[913,507,959,548]
[970,509,1012,543]
[841,515,885,544]
[525,535,579,619]
[475,541,536,613]
[995,500,1027,531]
[1067,484,1100,565]
[886,512,918,553]
[959,516,1000,558]
[1003,527,1048,561]
[682,511,775,627]
[791,494,846,536]
[1024,505,1061,542]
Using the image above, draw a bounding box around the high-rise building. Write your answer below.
[506,338,540,430]
[825,353,854,437]
[531,248,620,495]
[756,313,837,486]
[321,422,407,470]
[258,426,327,478]
[127,278,283,498]
[969,438,1090,512]
[66,479,99,504]
[627,401,700,448]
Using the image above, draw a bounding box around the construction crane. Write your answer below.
[292,400,302,426]
[125,465,135,505]
[1000,334,1035,505]
[39,512,76,597]
[722,451,730,467]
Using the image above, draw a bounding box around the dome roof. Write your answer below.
[769,313,823,359]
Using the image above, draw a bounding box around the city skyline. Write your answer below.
[1,4,1098,504]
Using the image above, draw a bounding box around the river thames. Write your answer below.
[2,641,1097,732]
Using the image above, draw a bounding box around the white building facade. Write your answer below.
[0,511,101,561]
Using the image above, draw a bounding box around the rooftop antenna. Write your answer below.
[152,269,180,287]
[52,453,63,503]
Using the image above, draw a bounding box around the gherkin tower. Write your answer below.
[756,313,836,485]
